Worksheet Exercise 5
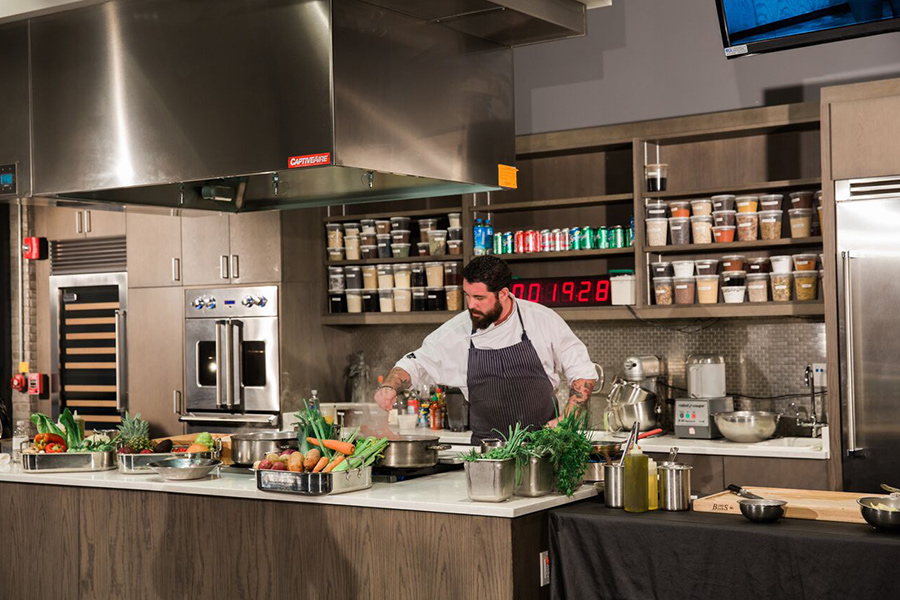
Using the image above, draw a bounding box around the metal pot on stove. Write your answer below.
[376,435,452,469]
[230,431,298,466]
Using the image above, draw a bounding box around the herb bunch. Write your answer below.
[526,407,593,496]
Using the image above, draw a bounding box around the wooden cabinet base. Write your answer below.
[0,482,553,600]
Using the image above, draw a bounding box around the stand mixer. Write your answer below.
[605,356,666,432]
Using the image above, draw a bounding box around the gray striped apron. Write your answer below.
[467,302,556,444]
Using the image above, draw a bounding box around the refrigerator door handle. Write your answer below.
[842,251,862,454]
[215,319,227,408]
[231,320,243,410]
[224,318,236,409]
[114,309,127,412]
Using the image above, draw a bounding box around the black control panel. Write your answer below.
[0,164,16,195]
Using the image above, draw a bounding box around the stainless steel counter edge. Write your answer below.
[0,467,597,518]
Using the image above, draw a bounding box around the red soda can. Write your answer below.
[539,229,551,252]
[514,230,526,254]
[524,230,538,253]
[556,228,569,251]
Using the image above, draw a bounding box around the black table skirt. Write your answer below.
[549,497,900,600]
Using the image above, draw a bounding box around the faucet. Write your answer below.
[789,365,826,438]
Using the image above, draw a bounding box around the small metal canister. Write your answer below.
[659,463,693,511]
[603,463,625,508]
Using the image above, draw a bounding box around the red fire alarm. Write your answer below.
[23,237,48,260]
[10,373,26,393]
[27,372,47,397]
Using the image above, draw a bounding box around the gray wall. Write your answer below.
[514,1,900,134]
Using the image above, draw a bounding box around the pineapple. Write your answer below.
[116,412,153,453]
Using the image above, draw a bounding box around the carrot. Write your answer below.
[306,437,355,456]
[312,456,329,473]
[322,454,345,473]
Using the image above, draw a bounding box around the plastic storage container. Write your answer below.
[690,199,713,216]
[375,220,392,235]
[789,191,815,209]
[794,271,818,301]
[713,225,735,243]
[377,266,394,290]
[747,273,769,302]
[378,289,395,312]
[446,285,463,311]
[669,217,691,245]
[391,243,410,258]
[770,273,792,302]
[712,210,736,227]
[694,259,719,275]
[674,277,696,305]
[392,264,412,288]
[429,230,448,256]
[444,262,462,286]
[376,234,392,258]
[696,275,720,304]
[425,262,444,288]
[735,195,759,213]
[735,212,759,241]
[651,262,674,278]
[788,208,813,238]
[346,289,364,313]
[711,195,735,211]
[758,210,784,240]
[326,223,344,249]
[654,277,674,305]
[769,255,792,274]
[611,274,636,306]
[344,266,363,289]
[671,260,694,278]
[669,201,690,218]
[344,236,361,260]
[759,194,783,211]
[646,218,668,247]
[328,266,345,292]
[720,255,745,272]
[393,288,412,312]
[690,216,713,244]
[793,253,818,271]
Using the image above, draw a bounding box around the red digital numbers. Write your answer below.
[596,280,609,303]
[511,276,611,307]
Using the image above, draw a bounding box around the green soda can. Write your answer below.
[493,232,504,255]
[595,226,609,249]
[569,227,581,250]
[625,227,633,248]
[611,225,624,248]
[580,226,594,249]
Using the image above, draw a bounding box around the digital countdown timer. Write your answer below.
[510,276,612,307]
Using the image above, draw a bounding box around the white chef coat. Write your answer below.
[394,297,596,399]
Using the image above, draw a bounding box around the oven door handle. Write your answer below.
[231,319,243,410]
[179,413,278,425]
[215,319,228,408]
[224,318,236,409]
[114,309,127,412]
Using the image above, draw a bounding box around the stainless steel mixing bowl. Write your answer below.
[858,496,900,532]
[148,458,222,480]
[738,498,787,523]
[714,411,780,443]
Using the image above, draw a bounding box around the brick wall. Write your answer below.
[9,203,37,432]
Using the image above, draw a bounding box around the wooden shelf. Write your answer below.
[326,255,464,267]
[322,206,462,223]
[468,193,633,214]
[321,311,462,325]
[645,236,822,255]
[503,247,634,262]
[639,302,824,319]
[645,178,821,199]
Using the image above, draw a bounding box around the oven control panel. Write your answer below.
[184,286,278,318]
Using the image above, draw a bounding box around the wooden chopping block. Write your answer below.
[693,487,871,524]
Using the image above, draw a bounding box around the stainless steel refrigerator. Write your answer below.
[836,176,900,492]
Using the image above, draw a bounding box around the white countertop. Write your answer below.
[435,429,830,460]
[0,465,595,519]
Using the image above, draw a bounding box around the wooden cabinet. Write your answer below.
[229,211,282,284]
[723,456,830,491]
[38,205,125,240]
[181,213,230,286]
[126,212,182,288]
[182,212,281,285]
[830,94,900,180]
[126,287,184,438]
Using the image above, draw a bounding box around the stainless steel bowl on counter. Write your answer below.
[858,496,900,532]
[230,431,298,466]
[148,458,222,480]
[377,435,452,469]
[611,399,658,432]
[714,411,780,443]
[738,498,787,523]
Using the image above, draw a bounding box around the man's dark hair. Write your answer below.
[462,256,512,293]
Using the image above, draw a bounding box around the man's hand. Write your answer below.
[374,386,397,411]
[547,378,597,428]
[374,367,412,411]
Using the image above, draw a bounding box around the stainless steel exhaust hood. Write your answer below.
[0,0,585,212]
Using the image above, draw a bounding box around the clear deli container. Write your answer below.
[391,243,411,258]
[444,262,462,286]
[690,216,713,244]
[343,222,361,237]
[645,199,669,219]
[712,210,736,227]
[793,253,818,271]
[376,233,392,258]
[770,273,792,302]
[328,247,345,262]
[378,289,395,313]
[344,266,363,289]
[448,213,462,229]
[690,199,713,216]
[758,210,784,240]
[344,236,361,260]
[445,285,463,311]
[720,255,746,272]
[790,191,815,209]
[735,212,759,242]
[711,195,736,212]
[747,273,769,302]
[759,194,783,211]
[696,275,720,305]
[393,288,412,312]
[326,223,344,249]
[360,219,376,234]
[735,195,759,213]
[328,266,345,292]
[673,277,696,305]
[346,289,364,313]
[712,225,735,243]
[669,217,691,245]
[653,277,674,305]
[669,201,691,219]
[646,218,669,247]
[377,266,394,290]
[417,242,430,256]
[447,227,463,241]
[651,261,674,278]
[375,220,392,235]
[429,230,448,256]
[722,286,746,304]
[672,260,695,278]
[694,259,719,275]
[361,266,378,290]
[392,263,412,288]
[390,216,411,231]
[746,257,771,274]
[425,262,445,288]
[391,229,411,244]
[769,255,792,274]
[794,271,818,302]
[788,208,814,238]
[722,270,746,288]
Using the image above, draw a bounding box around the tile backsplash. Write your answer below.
[345,317,826,428]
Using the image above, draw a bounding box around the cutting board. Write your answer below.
[693,487,871,524]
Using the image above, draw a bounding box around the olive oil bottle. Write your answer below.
[624,446,649,513]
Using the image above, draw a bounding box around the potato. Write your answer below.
[288,452,304,472]
[304,448,322,472]
[264,452,280,463]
